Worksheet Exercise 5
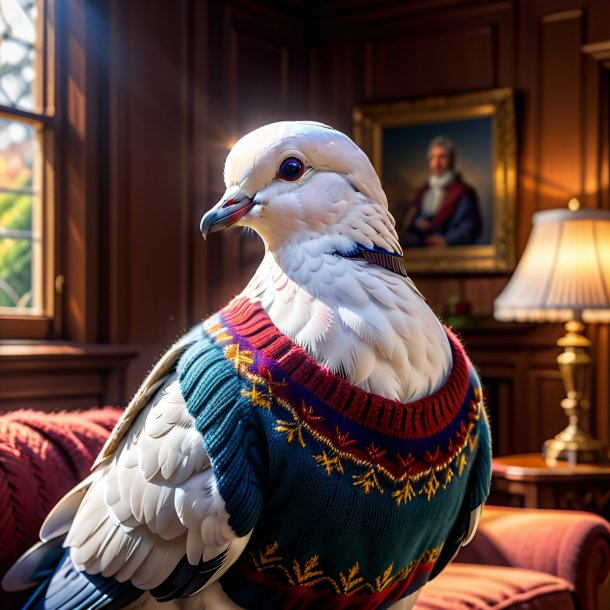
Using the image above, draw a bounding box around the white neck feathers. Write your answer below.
[240,251,452,402]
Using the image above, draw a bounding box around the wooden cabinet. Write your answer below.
[491,453,610,520]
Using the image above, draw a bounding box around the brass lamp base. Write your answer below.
[542,321,608,466]
[542,424,608,465]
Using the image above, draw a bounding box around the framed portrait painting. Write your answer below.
[353,88,516,273]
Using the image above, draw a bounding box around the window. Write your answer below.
[0,0,54,338]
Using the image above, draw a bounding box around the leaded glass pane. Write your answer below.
[0,116,39,311]
[0,0,37,112]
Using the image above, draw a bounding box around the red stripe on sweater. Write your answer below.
[222,298,471,440]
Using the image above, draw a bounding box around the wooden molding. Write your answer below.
[582,40,610,64]
[0,342,137,411]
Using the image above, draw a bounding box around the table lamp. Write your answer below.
[494,200,610,464]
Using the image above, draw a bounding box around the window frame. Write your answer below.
[0,0,57,340]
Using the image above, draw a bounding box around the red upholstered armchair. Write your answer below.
[1,408,609,610]
[416,506,610,610]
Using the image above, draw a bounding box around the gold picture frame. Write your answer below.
[353,88,516,273]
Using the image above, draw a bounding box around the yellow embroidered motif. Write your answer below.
[375,564,395,592]
[443,467,454,489]
[224,344,254,372]
[468,431,479,453]
[420,471,440,501]
[242,381,271,410]
[353,467,384,494]
[391,479,416,505]
[458,452,468,475]
[257,542,283,566]
[249,542,443,596]
[339,563,364,594]
[276,420,306,447]
[293,555,324,585]
[314,450,344,475]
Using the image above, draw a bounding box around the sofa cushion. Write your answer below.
[415,564,576,610]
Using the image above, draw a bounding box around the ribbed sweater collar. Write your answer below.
[221,297,471,439]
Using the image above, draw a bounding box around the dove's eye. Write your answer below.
[278,157,305,181]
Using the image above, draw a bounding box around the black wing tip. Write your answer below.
[151,550,229,602]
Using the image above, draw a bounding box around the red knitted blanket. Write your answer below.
[0,407,121,584]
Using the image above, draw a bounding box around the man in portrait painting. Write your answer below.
[403,136,482,248]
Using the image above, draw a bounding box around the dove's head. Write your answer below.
[200,121,402,258]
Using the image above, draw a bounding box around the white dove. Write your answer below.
[3,121,491,610]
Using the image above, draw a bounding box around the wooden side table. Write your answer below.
[491,453,610,520]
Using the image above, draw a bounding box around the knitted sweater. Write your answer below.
[178,297,491,610]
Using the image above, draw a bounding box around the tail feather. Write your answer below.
[19,551,144,610]
[2,537,65,592]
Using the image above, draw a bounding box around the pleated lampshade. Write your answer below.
[494,207,610,323]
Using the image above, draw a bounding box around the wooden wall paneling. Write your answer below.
[579,41,610,211]
[528,339,568,454]
[122,0,191,394]
[60,0,102,343]
[594,325,610,445]
[462,276,509,317]
[359,2,513,102]
[308,44,334,124]
[516,0,541,254]
[595,59,609,447]
[308,38,356,133]
[601,65,609,211]
[414,277,463,317]
[308,2,515,129]
[466,361,515,456]
[582,52,604,210]
[196,0,233,315]
[584,0,610,44]
[190,1,213,321]
[365,26,496,102]
[537,9,584,209]
[105,0,131,345]
[204,4,309,305]
[458,322,564,454]
[581,41,610,446]
[487,378,513,454]
[225,7,308,135]
[529,369,567,450]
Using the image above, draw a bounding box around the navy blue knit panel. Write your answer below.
[178,335,264,537]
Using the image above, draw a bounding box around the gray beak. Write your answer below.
[200,187,255,238]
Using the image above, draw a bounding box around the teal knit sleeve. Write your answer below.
[468,372,492,511]
[178,334,265,537]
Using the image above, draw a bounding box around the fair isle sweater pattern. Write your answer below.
[178,297,492,610]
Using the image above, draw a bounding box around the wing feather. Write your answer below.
[62,372,251,599]
[93,330,201,467]
[39,470,102,542]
